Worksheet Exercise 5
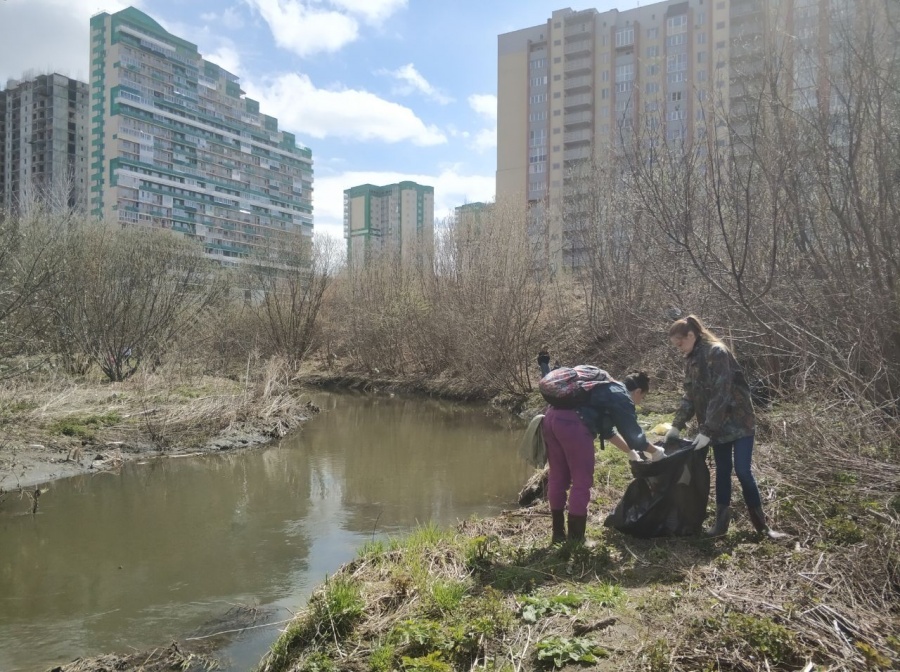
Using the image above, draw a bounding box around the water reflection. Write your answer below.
[0,391,529,671]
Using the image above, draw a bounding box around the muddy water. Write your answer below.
[0,391,531,672]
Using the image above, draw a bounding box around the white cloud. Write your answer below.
[381,63,453,104]
[244,0,407,58]
[467,94,497,152]
[313,168,495,241]
[468,94,497,121]
[203,43,244,77]
[201,6,246,31]
[330,0,407,25]
[0,0,138,84]
[243,0,359,58]
[244,73,447,145]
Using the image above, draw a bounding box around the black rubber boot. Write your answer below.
[551,509,566,545]
[566,514,595,547]
[748,505,789,540]
[705,504,731,537]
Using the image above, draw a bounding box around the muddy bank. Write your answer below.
[0,370,318,494]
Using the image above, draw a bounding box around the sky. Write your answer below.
[0,0,640,240]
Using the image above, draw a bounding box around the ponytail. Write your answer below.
[668,314,720,344]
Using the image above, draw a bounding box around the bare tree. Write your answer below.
[245,232,341,365]
[47,222,226,382]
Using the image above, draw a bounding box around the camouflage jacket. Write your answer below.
[672,339,755,444]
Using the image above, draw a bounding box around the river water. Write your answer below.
[0,391,531,672]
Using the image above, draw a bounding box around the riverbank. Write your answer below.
[257,424,899,672]
[0,362,318,495]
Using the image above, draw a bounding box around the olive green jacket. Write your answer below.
[672,339,755,444]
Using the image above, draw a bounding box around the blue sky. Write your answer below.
[0,0,639,239]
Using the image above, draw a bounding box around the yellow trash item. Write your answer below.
[651,422,672,436]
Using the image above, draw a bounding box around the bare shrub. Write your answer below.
[46,221,226,382]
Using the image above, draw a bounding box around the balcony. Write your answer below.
[564,39,592,57]
[564,128,592,145]
[565,23,592,39]
[564,110,593,127]
[563,92,593,110]
[564,146,591,161]
[565,74,593,92]
[565,56,592,74]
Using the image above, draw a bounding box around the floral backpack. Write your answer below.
[538,365,610,409]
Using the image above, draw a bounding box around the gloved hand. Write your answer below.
[664,426,681,443]
[646,445,667,462]
[628,450,643,462]
[692,433,711,449]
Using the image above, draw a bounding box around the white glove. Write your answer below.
[664,426,681,443]
[646,445,667,462]
[628,450,643,462]
[692,433,711,449]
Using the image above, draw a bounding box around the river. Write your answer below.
[0,391,532,672]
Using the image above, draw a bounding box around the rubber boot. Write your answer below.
[705,504,731,537]
[566,514,595,547]
[748,505,789,540]
[551,509,566,545]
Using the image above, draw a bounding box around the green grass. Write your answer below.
[48,411,122,439]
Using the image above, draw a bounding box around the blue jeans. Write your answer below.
[712,435,761,508]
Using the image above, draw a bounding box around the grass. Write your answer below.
[256,401,900,672]
[48,411,122,439]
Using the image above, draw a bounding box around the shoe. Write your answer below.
[748,505,789,540]
[551,509,566,545]
[566,514,596,548]
[705,504,731,537]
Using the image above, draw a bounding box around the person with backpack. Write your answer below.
[541,367,665,545]
[666,315,787,540]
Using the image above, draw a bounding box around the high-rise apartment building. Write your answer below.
[89,7,313,265]
[496,1,866,268]
[344,181,434,268]
[0,73,89,213]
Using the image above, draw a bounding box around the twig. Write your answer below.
[184,617,295,641]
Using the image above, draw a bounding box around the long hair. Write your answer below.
[668,314,721,344]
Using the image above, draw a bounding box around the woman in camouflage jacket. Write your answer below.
[666,315,786,540]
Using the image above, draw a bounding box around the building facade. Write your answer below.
[0,73,89,213]
[344,181,434,268]
[496,0,863,269]
[89,7,313,264]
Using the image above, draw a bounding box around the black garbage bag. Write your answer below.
[603,440,710,538]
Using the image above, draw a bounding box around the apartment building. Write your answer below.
[89,7,313,265]
[0,73,89,213]
[496,0,866,269]
[344,181,434,269]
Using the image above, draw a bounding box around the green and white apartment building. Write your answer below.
[343,181,434,269]
[89,7,313,264]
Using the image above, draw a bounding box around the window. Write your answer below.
[615,27,634,47]
[529,57,547,70]
[529,93,548,104]
[646,27,659,39]
[667,53,687,72]
[529,129,546,146]
[716,21,725,30]
[646,64,659,76]
[698,70,708,82]
[615,63,634,81]
[671,91,683,102]
[601,69,609,82]
[645,82,660,94]
[696,11,705,26]
[646,45,659,58]
[697,33,707,44]
[616,81,632,93]
[531,76,548,87]
[669,109,685,121]
[697,51,706,63]
[666,33,686,47]
[528,110,548,122]
[667,15,687,34]
[716,40,726,49]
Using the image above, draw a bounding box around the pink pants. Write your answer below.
[541,407,595,516]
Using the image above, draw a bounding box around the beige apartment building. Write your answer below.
[496,0,863,269]
[344,181,434,269]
